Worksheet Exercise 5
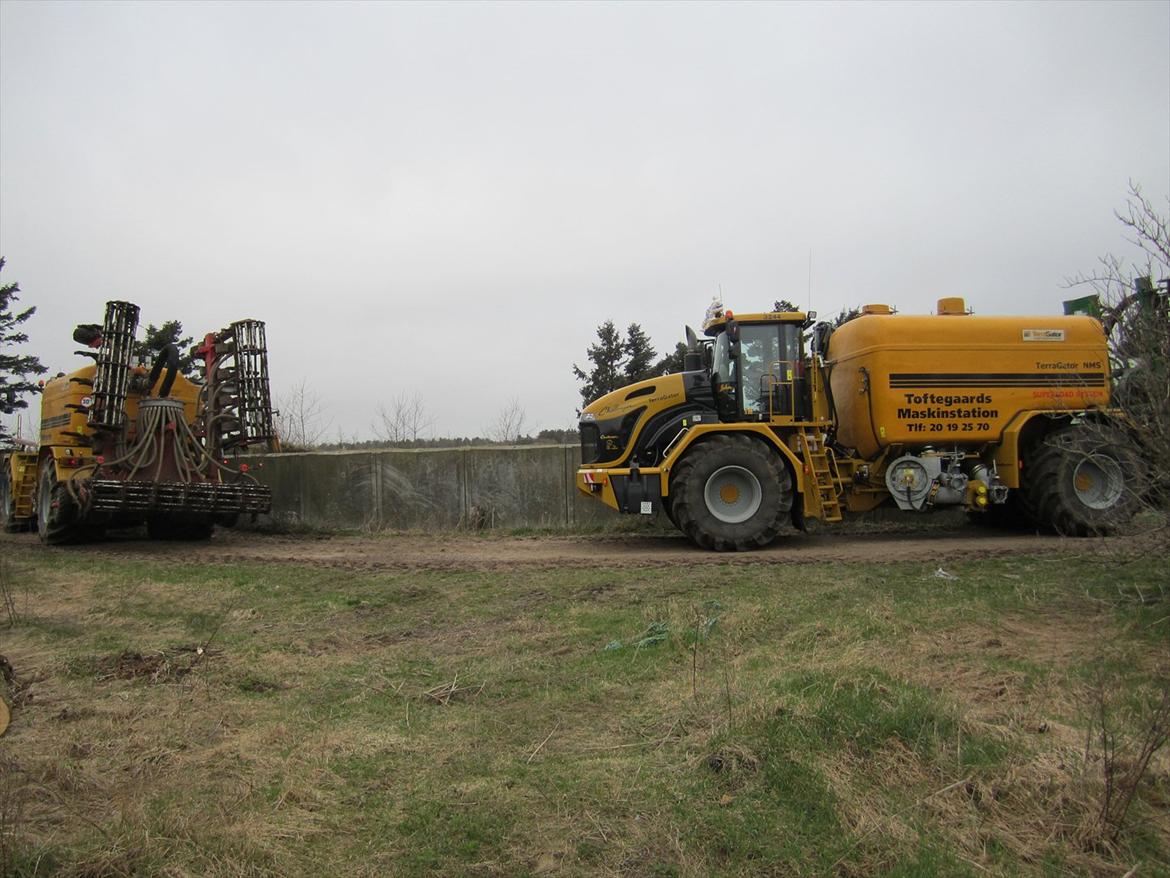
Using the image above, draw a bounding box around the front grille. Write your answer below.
[87,479,271,514]
[580,423,601,465]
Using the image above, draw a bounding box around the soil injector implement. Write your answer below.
[2,301,279,543]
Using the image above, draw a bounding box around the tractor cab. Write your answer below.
[701,304,815,423]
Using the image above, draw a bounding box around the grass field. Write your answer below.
[1,535,1168,877]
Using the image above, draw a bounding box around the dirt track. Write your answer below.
[0,526,1113,571]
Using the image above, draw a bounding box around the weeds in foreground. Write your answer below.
[0,758,30,878]
[0,558,24,626]
[1,549,1167,875]
[1082,663,1170,847]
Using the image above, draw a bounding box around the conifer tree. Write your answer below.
[572,320,626,406]
[0,259,47,443]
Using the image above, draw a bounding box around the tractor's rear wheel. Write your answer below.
[36,463,85,545]
[670,434,792,551]
[1021,424,1144,536]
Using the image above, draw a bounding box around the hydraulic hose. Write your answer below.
[859,366,886,453]
[147,344,180,398]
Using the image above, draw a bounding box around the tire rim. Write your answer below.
[703,465,763,524]
[1072,454,1124,510]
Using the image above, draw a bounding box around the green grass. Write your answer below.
[0,543,1167,876]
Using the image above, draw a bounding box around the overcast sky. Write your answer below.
[2,0,1167,441]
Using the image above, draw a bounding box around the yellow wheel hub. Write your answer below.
[719,484,740,504]
[1075,472,1094,492]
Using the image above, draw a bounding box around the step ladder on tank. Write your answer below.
[798,432,843,523]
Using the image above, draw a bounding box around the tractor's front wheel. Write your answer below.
[670,434,792,551]
[1021,424,1144,536]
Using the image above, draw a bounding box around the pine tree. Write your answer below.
[653,341,689,375]
[623,323,658,383]
[572,320,626,406]
[134,320,198,377]
[0,259,47,442]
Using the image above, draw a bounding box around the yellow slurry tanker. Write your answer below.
[576,298,1143,550]
[1,301,278,543]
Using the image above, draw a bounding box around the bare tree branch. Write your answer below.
[373,392,436,446]
[489,396,527,444]
[272,379,331,450]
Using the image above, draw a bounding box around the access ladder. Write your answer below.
[798,432,843,523]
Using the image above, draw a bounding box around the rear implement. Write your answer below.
[2,301,279,543]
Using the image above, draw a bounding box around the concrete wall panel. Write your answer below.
[298,452,379,530]
[249,444,622,531]
[464,445,567,529]
[376,449,465,530]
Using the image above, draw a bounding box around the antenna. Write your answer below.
[807,249,813,311]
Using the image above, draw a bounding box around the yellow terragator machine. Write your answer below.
[1,301,278,543]
[576,298,1141,550]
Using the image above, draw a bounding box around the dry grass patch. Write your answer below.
[1,545,1167,875]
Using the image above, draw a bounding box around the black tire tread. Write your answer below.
[670,434,792,551]
[1020,425,1142,537]
[1,470,21,533]
[37,464,85,545]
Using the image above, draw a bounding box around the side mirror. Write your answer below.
[811,322,833,356]
[726,319,740,342]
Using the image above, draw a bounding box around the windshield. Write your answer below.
[739,323,803,415]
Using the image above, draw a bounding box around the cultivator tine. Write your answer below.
[88,301,139,430]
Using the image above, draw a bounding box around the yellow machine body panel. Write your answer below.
[38,364,201,452]
[579,372,689,468]
[826,310,1110,459]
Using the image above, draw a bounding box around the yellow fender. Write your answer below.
[658,423,806,498]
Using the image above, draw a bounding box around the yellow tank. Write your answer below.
[826,300,1110,458]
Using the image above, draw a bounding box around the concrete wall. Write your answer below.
[246,444,618,531]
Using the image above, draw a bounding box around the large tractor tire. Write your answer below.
[670,434,792,551]
[1021,424,1144,536]
[36,463,85,545]
[1,468,23,533]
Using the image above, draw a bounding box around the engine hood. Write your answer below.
[580,373,688,423]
